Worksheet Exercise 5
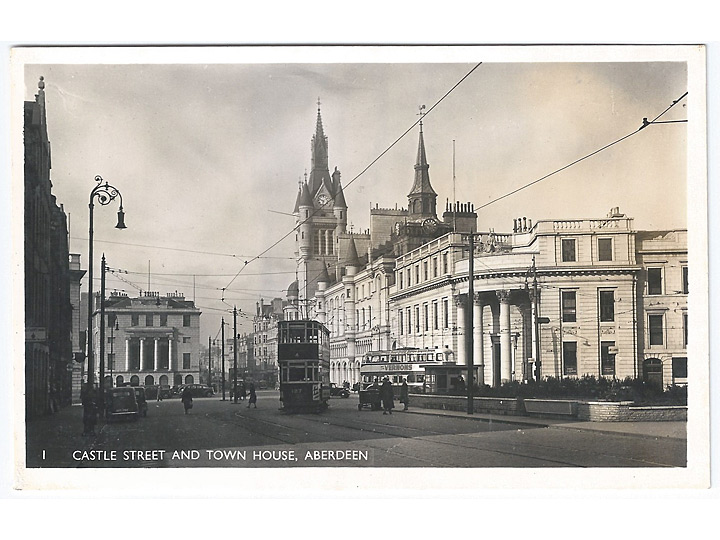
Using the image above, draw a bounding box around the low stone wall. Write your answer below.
[577,402,687,422]
[410,393,687,422]
[411,394,520,415]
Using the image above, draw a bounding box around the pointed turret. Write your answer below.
[298,181,313,208]
[407,119,437,220]
[317,263,331,285]
[345,236,361,269]
[331,167,347,208]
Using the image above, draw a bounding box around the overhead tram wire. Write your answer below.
[223,62,484,291]
[68,236,296,261]
[474,91,688,212]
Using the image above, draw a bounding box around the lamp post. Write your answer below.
[86,175,126,408]
[221,318,226,401]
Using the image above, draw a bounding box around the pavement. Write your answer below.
[403,406,687,440]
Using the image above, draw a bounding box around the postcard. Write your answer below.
[9,44,709,493]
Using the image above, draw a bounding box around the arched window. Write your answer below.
[144,374,155,386]
[185,374,194,384]
[130,375,140,387]
[115,375,124,387]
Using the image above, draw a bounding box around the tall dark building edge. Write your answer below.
[24,77,81,419]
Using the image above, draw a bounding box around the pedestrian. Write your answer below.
[380,377,394,415]
[156,385,162,402]
[457,375,466,394]
[181,385,193,414]
[247,383,257,408]
[81,384,97,436]
[399,378,409,411]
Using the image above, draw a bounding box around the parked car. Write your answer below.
[158,384,172,399]
[105,387,139,421]
[170,385,183,397]
[133,386,149,417]
[182,384,215,397]
[142,384,159,401]
[329,383,350,398]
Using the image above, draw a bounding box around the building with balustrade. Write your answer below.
[92,291,202,389]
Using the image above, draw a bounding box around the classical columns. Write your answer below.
[454,294,466,365]
[153,338,159,371]
[139,338,145,371]
[168,337,173,371]
[497,290,512,383]
[473,293,484,385]
[125,338,130,371]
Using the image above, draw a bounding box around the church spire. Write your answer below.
[308,98,333,197]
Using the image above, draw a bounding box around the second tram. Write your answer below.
[277,320,331,412]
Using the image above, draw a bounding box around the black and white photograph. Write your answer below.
[8,45,709,492]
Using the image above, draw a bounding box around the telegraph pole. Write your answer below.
[99,254,107,410]
[233,307,238,404]
[532,256,541,381]
[208,336,212,388]
[221,318,226,401]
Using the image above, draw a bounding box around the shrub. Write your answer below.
[470,376,686,405]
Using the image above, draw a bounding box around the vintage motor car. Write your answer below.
[106,387,139,421]
[357,383,382,411]
[182,384,215,398]
[329,383,350,398]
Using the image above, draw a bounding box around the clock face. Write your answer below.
[423,218,438,232]
[317,194,329,206]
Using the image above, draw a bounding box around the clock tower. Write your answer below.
[293,102,347,310]
[392,114,451,256]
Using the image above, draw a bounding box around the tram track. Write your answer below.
[202,406,671,468]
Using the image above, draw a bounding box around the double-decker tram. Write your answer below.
[360,348,452,394]
[277,320,331,412]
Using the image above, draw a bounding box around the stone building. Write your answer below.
[94,291,201,388]
[24,76,75,418]
[636,230,689,387]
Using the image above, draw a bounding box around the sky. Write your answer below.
[17,47,691,341]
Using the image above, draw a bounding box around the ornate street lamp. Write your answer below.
[86,176,126,409]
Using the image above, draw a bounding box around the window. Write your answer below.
[107,314,116,327]
[183,314,191,327]
[107,353,115,371]
[433,302,439,330]
[107,336,115,344]
[131,314,139,327]
[647,268,663,295]
[598,238,613,261]
[160,314,167,327]
[443,299,449,328]
[399,272,404,289]
[406,308,412,335]
[562,238,576,262]
[563,342,577,375]
[601,342,616,376]
[562,291,577,322]
[423,304,429,331]
[443,253,448,274]
[672,357,688,379]
[648,314,664,346]
[399,310,404,336]
[415,265,420,284]
[599,290,615,322]
[423,261,428,281]
[414,306,420,333]
[146,314,153,327]
[683,312,688,348]
[182,353,191,369]
[682,266,689,294]
[183,337,191,343]
[433,257,438,278]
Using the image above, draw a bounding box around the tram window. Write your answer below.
[288,367,306,381]
[417,375,425,383]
